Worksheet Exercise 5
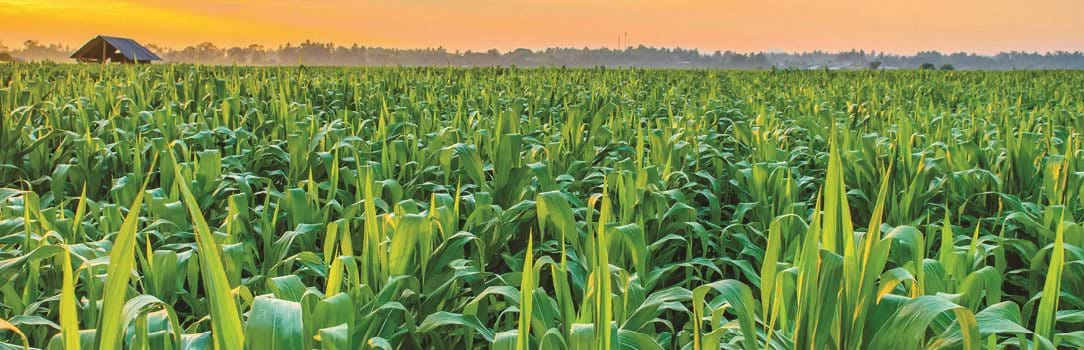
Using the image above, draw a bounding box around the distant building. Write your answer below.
[70,35,161,64]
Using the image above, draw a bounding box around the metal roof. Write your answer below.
[70,35,162,61]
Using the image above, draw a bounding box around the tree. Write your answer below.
[5,38,1084,68]
[144,43,168,57]
[0,41,11,62]
[17,40,69,61]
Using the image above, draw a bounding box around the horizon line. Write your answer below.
[6,38,1084,57]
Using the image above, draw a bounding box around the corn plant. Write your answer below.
[0,62,1081,349]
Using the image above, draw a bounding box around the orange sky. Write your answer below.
[2,0,1082,54]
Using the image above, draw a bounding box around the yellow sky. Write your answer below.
[1,0,1082,53]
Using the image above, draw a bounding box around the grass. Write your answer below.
[0,62,1082,349]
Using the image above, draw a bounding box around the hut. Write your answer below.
[71,35,161,64]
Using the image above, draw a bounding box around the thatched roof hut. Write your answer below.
[71,35,161,63]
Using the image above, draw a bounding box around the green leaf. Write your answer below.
[417,312,495,343]
[244,296,304,350]
[96,176,150,350]
[59,247,80,350]
[868,296,979,350]
[174,160,245,350]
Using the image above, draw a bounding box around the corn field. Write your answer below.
[0,63,1082,349]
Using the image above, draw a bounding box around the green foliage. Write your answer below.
[0,62,1082,349]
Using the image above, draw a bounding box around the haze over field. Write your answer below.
[1,0,1083,54]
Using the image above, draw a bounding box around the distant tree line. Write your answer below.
[3,39,1084,69]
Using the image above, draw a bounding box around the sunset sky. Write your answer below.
[2,0,1082,54]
